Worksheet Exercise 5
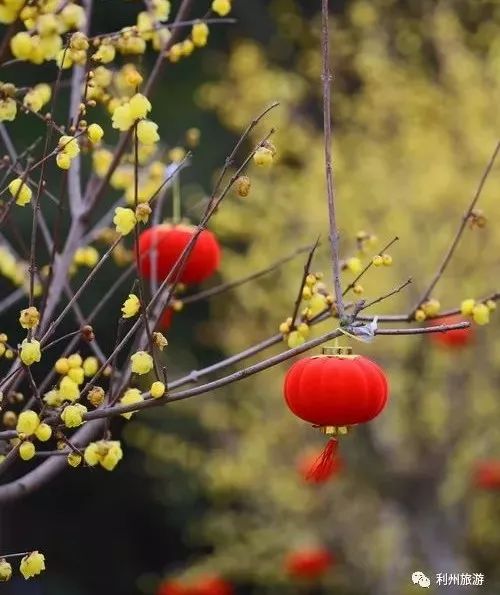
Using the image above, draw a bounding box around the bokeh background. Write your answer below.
[2,0,500,593]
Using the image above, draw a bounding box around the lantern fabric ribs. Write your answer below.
[283,354,389,427]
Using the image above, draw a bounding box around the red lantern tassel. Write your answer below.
[306,439,339,483]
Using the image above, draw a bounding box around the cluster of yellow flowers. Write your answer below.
[0,82,16,122]
[119,379,166,419]
[414,298,441,321]
[0,78,49,124]
[460,298,496,326]
[9,2,86,65]
[372,253,393,267]
[22,83,52,114]
[56,134,80,170]
[0,551,46,582]
[168,19,215,63]
[42,353,98,407]
[279,273,333,348]
[15,410,52,461]
[0,333,14,360]
[84,439,123,471]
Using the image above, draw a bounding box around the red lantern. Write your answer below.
[297,449,342,484]
[191,576,233,595]
[157,580,194,595]
[158,307,174,330]
[138,224,221,285]
[285,548,334,580]
[284,346,388,480]
[428,314,473,348]
[473,460,500,491]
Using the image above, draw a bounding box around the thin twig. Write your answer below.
[290,237,320,327]
[321,0,344,319]
[182,243,317,305]
[360,278,412,311]
[342,236,399,296]
[411,141,500,314]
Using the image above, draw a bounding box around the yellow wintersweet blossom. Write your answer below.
[345,256,362,274]
[60,2,86,29]
[212,0,231,16]
[129,93,151,119]
[137,119,159,145]
[84,440,123,470]
[0,559,12,582]
[43,390,63,408]
[56,153,71,170]
[112,93,151,131]
[152,0,171,20]
[58,135,80,159]
[83,356,99,377]
[461,298,475,316]
[61,404,87,428]
[120,388,143,419]
[150,381,165,399]
[19,551,45,579]
[74,246,99,267]
[67,453,82,467]
[20,339,41,366]
[19,306,40,329]
[8,178,32,207]
[19,441,36,461]
[92,41,115,63]
[121,294,140,318]
[113,207,136,235]
[68,353,82,368]
[35,423,52,442]
[10,32,33,60]
[87,123,104,144]
[472,303,490,326]
[54,357,70,375]
[0,97,16,122]
[16,410,40,436]
[92,148,113,177]
[192,22,209,47]
[130,351,154,375]
[253,146,273,166]
[67,366,84,385]
[58,375,79,402]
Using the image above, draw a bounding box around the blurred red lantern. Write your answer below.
[191,576,233,595]
[297,449,342,484]
[283,346,388,480]
[157,580,193,595]
[285,548,334,580]
[158,307,174,330]
[138,224,221,285]
[473,460,500,490]
[428,314,473,348]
